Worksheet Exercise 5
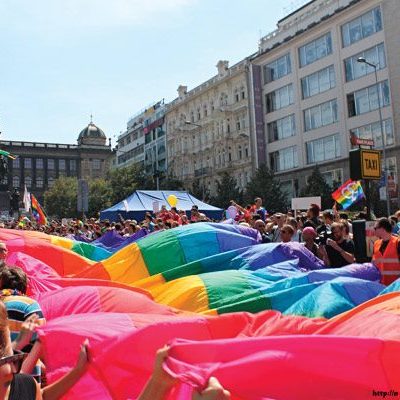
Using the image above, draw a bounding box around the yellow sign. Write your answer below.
[361,150,381,179]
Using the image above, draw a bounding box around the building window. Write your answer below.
[342,7,382,47]
[306,134,341,164]
[235,90,240,102]
[92,159,101,170]
[12,176,20,188]
[70,160,77,171]
[238,146,242,160]
[263,53,291,83]
[36,158,43,169]
[351,118,394,149]
[24,158,32,169]
[301,65,335,99]
[48,177,55,188]
[36,176,44,188]
[347,80,390,117]
[322,169,343,187]
[241,88,246,99]
[25,176,32,188]
[304,99,338,131]
[47,159,55,170]
[203,104,208,117]
[344,43,386,82]
[270,146,298,172]
[59,159,66,170]
[299,32,332,67]
[268,114,296,142]
[266,84,293,113]
[197,108,201,121]
[245,147,249,158]
[12,158,20,169]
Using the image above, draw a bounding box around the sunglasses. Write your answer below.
[0,249,7,253]
[0,350,27,373]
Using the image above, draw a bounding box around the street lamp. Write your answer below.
[185,121,205,200]
[357,56,390,216]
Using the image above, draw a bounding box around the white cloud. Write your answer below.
[0,0,196,33]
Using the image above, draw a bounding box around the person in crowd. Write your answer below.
[320,222,355,268]
[249,197,266,222]
[0,267,46,381]
[271,214,285,242]
[304,204,321,229]
[372,217,400,285]
[301,227,323,259]
[159,206,172,223]
[389,215,399,235]
[286,218,301,242]
[123,223,137,237]
[317,210,334,235]
[0,243,7,269]
[169,207,181,225]
[254,220,271,243]
[280,224,294,243]
[190,206,200,223]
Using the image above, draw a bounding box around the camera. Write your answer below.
[315,229,333,246]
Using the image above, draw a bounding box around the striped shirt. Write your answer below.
[1,290,45,381]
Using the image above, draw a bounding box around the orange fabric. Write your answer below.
[373,236,400,285]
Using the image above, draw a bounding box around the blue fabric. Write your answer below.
[100,190,223,222]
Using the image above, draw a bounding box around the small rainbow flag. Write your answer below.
[0,149,17,160]
[332,179,365,210]
[31,194,48,225]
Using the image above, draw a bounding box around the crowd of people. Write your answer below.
[0,196,399,398]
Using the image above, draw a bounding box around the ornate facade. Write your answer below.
[165,60,254,198]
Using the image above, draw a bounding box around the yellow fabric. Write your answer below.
[101,243,150,284]
[50,236,74,250]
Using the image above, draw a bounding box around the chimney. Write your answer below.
[177,85,188,99]
[216,60,229,76]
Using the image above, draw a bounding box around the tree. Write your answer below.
[44,177,78,218]
[300,165,333,209]
[245,164,287,213]
[211,172,243,208]
[88,178,113,218]
[159,174,185,191]
[191,180,209,202]
[107,164,144,204]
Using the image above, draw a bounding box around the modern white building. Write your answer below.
[249,0,400,205]
[116,101,167,182]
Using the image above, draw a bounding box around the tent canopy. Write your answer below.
[100,190,223,222]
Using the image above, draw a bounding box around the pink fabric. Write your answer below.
[164,336,400,399]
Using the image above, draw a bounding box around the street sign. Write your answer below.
[349,149,381,180]
[77,179,89,213]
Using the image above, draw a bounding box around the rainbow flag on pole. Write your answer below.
[332,179,365,210]
[31,194,48,225]
[0,149,17,159]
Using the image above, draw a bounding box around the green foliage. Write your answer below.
[245,164,287,212]
[211,172,243,208]
[44,177,78,218]
[160,174,185,191]
[300,165,333,209]
[88,179,113,218]
[191,180,209,202]
[107,164,145,204]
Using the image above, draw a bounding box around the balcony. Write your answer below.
[194,166,212,177]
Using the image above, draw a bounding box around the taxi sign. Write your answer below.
[349,149,381,180]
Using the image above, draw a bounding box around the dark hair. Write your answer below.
[0,267,28,294]
[374,218,393,233]
[322,210,334,220]
[309,204,320,217]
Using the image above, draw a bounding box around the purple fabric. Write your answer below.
[279,242,325,270]
[73,235,92,243]
[93,229,148,251]
[308,263,381,283]
[208,222,261,242]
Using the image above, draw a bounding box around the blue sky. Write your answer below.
[0,0,303,145]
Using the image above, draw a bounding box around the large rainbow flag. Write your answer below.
[1,223,399,399]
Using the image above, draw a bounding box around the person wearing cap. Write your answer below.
[302,227,323,259]
[372,217,400,285]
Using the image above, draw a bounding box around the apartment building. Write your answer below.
[250,0,400,205]
[165,60,253,197]
[116,100,167,181]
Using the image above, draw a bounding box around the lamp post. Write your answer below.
[185,121,205,200]
[357,56,390,216]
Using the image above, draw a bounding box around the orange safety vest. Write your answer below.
[372,235,400,285]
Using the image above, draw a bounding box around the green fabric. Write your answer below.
[201,270,271,314]
[138,230,186,276]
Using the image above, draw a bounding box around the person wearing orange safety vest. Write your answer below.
[372,218,400,285]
